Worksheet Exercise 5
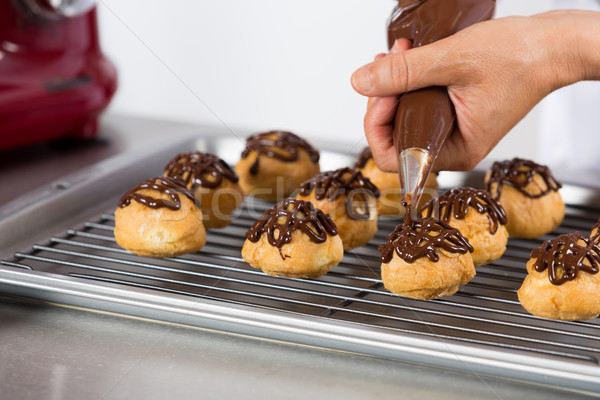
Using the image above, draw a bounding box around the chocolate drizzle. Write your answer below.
[531,232,600,285]
[591,219,600,244]
[298,168,380,220]
[241,130,320,175]
[354,147,373,169]
[485,158,562,199]
[119,177,196,210]
[420,187,507,234]
[164,152,238,189]
[245,198,338,260]
[379,216,473,264]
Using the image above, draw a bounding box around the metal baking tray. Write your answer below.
[2,133,600,395]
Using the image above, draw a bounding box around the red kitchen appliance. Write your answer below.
[0,0,117,151]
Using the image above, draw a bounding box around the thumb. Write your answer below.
[351,38,456,97]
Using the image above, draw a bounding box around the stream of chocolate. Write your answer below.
[388,0,496,213]
[119,177,195,210]
[379,216,473,263]
[240,130,320,175]
[420,187,507,234]
[245,198,338,260]
[164,152,238,189]
[531,232,600,285]
[298,168,380,220]
[485,158,562,199]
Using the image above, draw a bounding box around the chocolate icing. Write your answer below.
[531,232,600,286]
[591,219,600,244]
[240,130,320,176]
[245,198,338,260]
[420,187,507,234]
[164,152,238,189]
[379,216,474,264]
[119,177,196,210]
[298,167,380,220]
[388,0,495,207]
[354,147,373,169]
[485,158,562,199]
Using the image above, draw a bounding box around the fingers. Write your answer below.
[367,39,412,108]
[367,53,388,109]
[391,38,412,53]
[351,38,456,97]
[362,39,414,172]
[432,126,487,172]
[364,95,400,172]
[431,128,470,172]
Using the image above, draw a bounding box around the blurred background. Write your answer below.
[96,0,600,171]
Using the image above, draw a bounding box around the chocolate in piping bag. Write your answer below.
[388,0,495,215]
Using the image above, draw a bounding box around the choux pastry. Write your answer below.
[517,232,600,321]
[420,187,508,266]
[164,152,244,229]
[242,198,343,278]
[379,216,475,300]
[296,167,380,250]
[114,176,206,257]
[485,158,564,239]
[235,130,320,201]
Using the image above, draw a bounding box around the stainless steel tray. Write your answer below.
[2,134,600,395]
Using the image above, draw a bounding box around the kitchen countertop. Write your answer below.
[0,114,596,400]
[1,293,593,400]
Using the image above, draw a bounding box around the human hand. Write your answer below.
[352,11,598,172]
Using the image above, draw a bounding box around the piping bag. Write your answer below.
[388,0,495,219]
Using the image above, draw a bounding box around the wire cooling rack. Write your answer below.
[2,195,600,393]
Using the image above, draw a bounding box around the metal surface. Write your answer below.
[2,135,600,395]
[18,0,97,19]
[3,295,589,400]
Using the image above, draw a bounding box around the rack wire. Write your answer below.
[3,196,600,367]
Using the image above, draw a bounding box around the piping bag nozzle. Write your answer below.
[398,147,434,218]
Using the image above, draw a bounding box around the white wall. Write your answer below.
[96,0,582,169]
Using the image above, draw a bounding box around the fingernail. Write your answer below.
[391,40,401,53]
[352,66,372,93]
